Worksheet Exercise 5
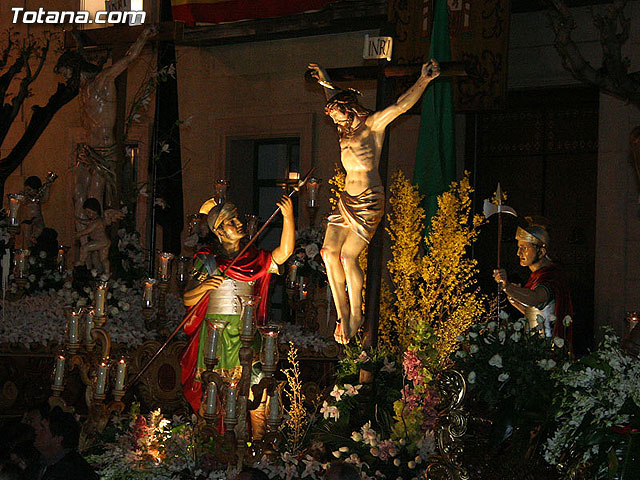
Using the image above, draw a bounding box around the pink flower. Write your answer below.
[377,439,398,460]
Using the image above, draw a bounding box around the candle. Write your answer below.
[114,358,127,392]
[95,362,108,396]
[84,310,94,343]
[225,383,237,420]
[176,257,190,285]
[205,382,217,415]
[7,194,24,227]
[53,355,65,387]
[68,310,80,346]
[287,263,298,288]
[157,253,174,282]
[205,322,220,363]
[288,171,300,181]
[13,250,30,278]
[94,281,108,317]
[269,390,279,422]
[142,278,156,308]
[264,334,277,369]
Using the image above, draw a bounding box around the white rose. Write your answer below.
[498,373,510,382]
[488,354,503,368]
[470,344,479,354]
[467,371,476,384]
[553,337,565,348]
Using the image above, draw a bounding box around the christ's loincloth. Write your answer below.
[327,186,385,243]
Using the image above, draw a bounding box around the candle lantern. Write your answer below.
[204,319,229,367]
[53,355,66,387]
[225,380,238,422]
[268,387,280,423]
[238,295,261,340]
[56,245,69,274]
[286,262,300,289]
[94,281,108,318]
[245,214,260,240]
[95,361,109,398]
[157,252,174,282]
[258,324,282,376]
[176,256,190,289]
[142,278,157,309]
[13,249,30,279]
[205,381,218,416]
[214,179,230,205]
[7,193,24,227]
[306,177,320,207]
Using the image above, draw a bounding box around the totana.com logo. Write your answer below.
[11,7,146,25]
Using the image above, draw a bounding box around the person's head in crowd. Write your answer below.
[236,467,269,480]
[325,461,361,480]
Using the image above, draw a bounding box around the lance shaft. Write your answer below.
[126,168,314,391]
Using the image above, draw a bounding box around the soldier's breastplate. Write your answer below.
[206,278,255,315]
[524,300,556,337]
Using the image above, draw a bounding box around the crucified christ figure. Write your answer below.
[308,59,440,344]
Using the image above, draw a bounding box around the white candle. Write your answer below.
[94,282,108,317]
[84,310,94,343]
[158,253,174,282]
[176,256,189,284]
[241,305,256,337]
[205,323,220,363]
[68,311,80,345]
[269,390,279,422]
[115,358,127,392]
[53,355,65,387]
[226,384,237,420]
[142,278,156,308]
[95,362,108,395]
[205,382,217,415]
[56,246,66,273]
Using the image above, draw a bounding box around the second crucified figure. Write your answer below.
[308,60,441,344]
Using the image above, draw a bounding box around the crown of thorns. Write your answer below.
[324,88,364,114]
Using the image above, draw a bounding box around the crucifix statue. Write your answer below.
[308,60,441,344]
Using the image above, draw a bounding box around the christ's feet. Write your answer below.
[334,319,350,345]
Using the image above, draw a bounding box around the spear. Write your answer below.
[125,168,315,391]
[483,183,517,318]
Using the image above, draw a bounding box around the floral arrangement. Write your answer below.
[86,404,229,480]
[380,172,486,364]
[454,311,571,450]
[288,226,326,287]
[278,322,329,353]
[543,332,640,479]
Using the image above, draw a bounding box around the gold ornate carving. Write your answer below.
[130,340,187,412]
[425,369,470,480]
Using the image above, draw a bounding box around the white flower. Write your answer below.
[498,330,506,343]
[488,354,503,368]
[536,315,545,325]
[381,357,396,373]
[513,319,525,331]
[563,315,572,326]
[537,359,557,371]
[499,310,509,320]
[357,351,370,363]
[39,251,47,259]
[510,332,521,343]
[351,432,362,442]
[487,321,497,330]
[394,459,401,467]
[470,344,479,354]
[498,373,510,382]
[332,450,341,458]
[467,371,476,384]
[469,332,478,339]
[455,350,466,358]
[553,337,565,348]
[344,384,362,396]
[330,385,345,402]
[455,335,465,341]
[339,446,349,453]
[304,243,319,259]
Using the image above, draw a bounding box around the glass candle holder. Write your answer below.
[268,388,280,422]
[7,194,24,227]
[94,281,108,317]
[225,380,238,421]
[13,249,30,279]
[157,252,175,282]
[245,214,260,240]
[205,382,217,415]
[238,295,261,339]
[142,278,157,308]
[56,245,68,274]
[214,179,230,205]
[204,319,229,365]
[176,256,190,287]
[114,358,127,392]
[84,309,95,344]
[258,324,282,373]
[286,263,299,289]
[306,177,320,207]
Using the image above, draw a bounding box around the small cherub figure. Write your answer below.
[74,198,111,276]
[21,173,57,247]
